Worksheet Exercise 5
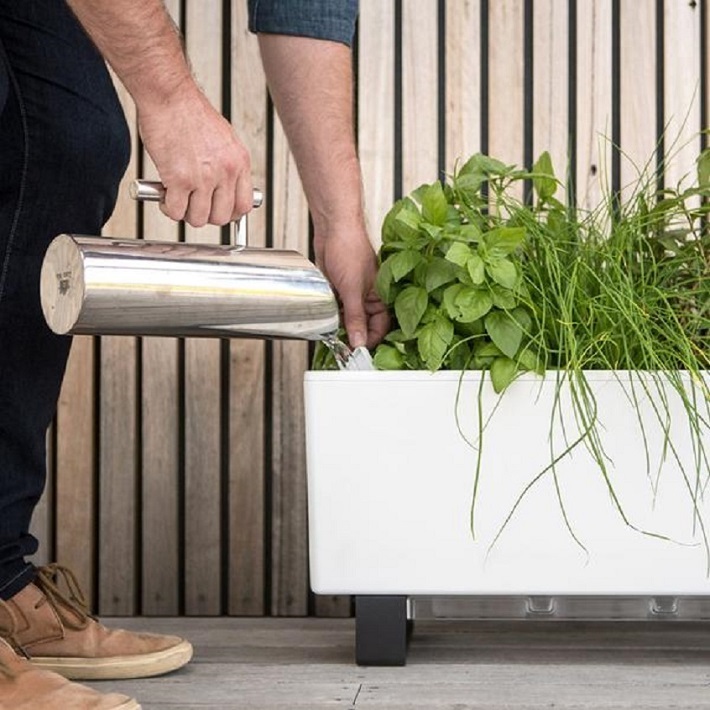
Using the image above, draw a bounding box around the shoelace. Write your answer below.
[34,564,93,631]
[0,564,93,659]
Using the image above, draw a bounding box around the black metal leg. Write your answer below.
[355,595,408,666]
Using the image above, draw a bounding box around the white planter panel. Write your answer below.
[304,371,710,596]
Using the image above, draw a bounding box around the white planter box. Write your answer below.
[304,370,710,597]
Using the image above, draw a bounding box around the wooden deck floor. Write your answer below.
[89,617,710,709]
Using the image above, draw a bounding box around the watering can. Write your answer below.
[39,180,340,341]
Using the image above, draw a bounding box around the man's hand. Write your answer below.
[314,227,389,350]
[138,84,253,226]
[67,0,252,227]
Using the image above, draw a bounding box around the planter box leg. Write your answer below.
[355,595,408,666]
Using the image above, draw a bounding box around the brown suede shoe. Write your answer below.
[0,637,140,709]
[0,564,192,680]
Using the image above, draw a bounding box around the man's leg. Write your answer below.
[0,0,129,600]
[0,0,191,680]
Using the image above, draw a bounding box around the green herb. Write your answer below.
[368,149,709,384]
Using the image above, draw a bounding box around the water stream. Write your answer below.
[321,333,375,371]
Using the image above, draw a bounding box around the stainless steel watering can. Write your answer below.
[40,180,340,340]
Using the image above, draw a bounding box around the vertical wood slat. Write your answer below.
[270,128,310,617]
[488,0,526,186]
[576,0,613,210]
[532,0,569,184]
[358,0,396,248]
[55,337,95,602]
[140,0,182,617]
[401,0,440,193]
[445,0,482,176]
[228,0,267,616]
[663,0,702,189]
[183,0,224,616]
[619,0,657,198]
[98,76,139,616]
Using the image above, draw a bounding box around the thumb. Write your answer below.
[342,296,368,349]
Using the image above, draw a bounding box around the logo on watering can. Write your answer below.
[56,271,71,296]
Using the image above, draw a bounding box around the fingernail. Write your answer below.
[351,332,367,349]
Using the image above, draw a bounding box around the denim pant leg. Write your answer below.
[0,0,130,599]
[247,0,358,45]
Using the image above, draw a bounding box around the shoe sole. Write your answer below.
[29,640,193,680]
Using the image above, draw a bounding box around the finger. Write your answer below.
[341,296,368,349]
[209,184,237,226]
[363,288,390,348]
[232,171,254,221]
[366,308,391,349]
[161,185,190,222]
[184,187,214,228]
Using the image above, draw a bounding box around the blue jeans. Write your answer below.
[0,0,129,599]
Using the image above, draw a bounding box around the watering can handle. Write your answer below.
[129,179,263,248]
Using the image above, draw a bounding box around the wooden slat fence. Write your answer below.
[30,0,709,616]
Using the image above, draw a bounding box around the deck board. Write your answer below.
[88,617,710,709]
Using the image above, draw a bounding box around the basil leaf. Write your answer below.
[517,347,545,375]
[446,336,472,370]
[373,344,405,370]
[425,257,458,292]
[384,328,409,344]
[466,254,485,285]
[532,151,557,202]
[511,306,533,334]
[443,283,464,319]
[375,259,394,304]
[445,242,472,267]
[459,153,510,177]
[389,249,423,282]
[485,311,523,358]
[393,206,423,242]
[454,287,493,323]
[475,342,503,358]
[486,258,518,289]
[490,284,517,310]
[417,316,454,371]
[458,224,482,243]
[421,181,448,227]
[485,227,526,255]
[395,286,428,338]
[490,356,517,393]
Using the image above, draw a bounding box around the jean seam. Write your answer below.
[0,565,32,595]
[0,46,29,307]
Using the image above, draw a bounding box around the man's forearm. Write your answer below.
[67,0,193,106]
[258,32,389,349]
[258,34,365,233]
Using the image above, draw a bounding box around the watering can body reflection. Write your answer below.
[40,181,340,341]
